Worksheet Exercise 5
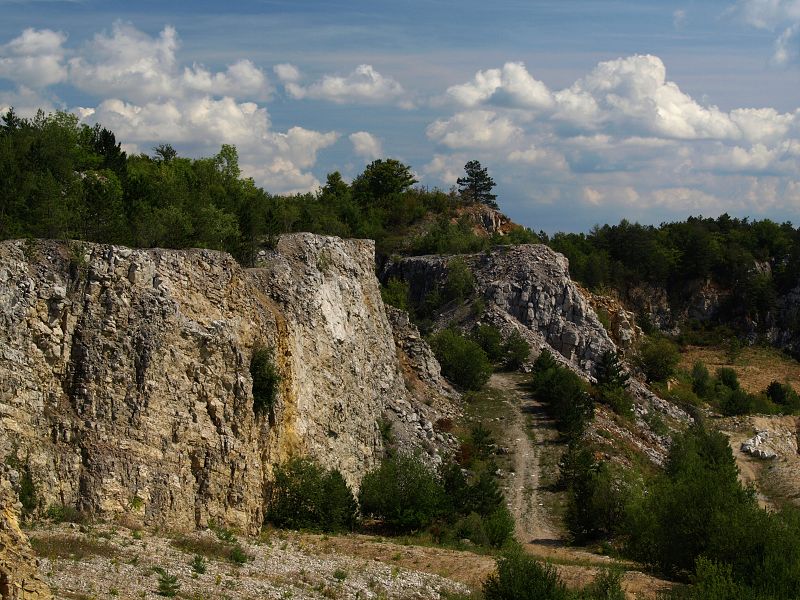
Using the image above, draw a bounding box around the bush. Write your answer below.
[484,505,515,548]
[716,367,740,391]
[472,324,504,361]
[266,458,357,532]
[766,381,800,411]
[503,330,530,371]
[532,351,594,440]
[691,362,713,398]
[444,258,475,303]
[358,453,444,531]
[719,388,753,416]
[251,347,279,415]
[483,548,569,600]
[429,328,492,390]
[577,568,626,600]
[565,450,630,542]
[637,337,680,383]
[381,277,410,311]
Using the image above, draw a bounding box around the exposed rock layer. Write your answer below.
[386,244,616,375]
[0,476,52,599]
[0,235,448,535]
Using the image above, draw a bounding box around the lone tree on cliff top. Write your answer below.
[457,160,498,209]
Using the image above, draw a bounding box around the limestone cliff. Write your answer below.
[0,234,451,535]
[386,244,616,375]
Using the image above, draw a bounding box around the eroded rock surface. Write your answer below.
[0,235,452,535]
[0,476,52,599]
[386,244,616,375]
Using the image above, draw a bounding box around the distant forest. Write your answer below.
[2,109,799,330]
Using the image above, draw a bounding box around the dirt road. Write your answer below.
[487,372,673,599]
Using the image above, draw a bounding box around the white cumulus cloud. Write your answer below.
[284,64,406,105]
[445,62,553,110]
[0,28,67,88]
[349,131,382,160]
[426,110,521,149]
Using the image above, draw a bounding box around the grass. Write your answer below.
[171,534,252,565]
[679,344,800,394]
[29,534,119,560]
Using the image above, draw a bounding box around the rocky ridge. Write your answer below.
[387,244,619,375]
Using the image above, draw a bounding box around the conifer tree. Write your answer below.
[457,160,498,209]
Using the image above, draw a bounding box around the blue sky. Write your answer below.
[1,0,799,232]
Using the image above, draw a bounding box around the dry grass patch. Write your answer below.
[171,533,252,564]
[29,534,118,561]
[679,345,800,394]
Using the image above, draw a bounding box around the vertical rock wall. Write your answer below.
[0,234,442,535]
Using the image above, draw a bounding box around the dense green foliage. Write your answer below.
[531,350,594,440]
[548,216,800,340]
[624,425,800,597]
[0,109,546,267]
[265,458,357,532]
[470,325,531,371]
[429,328,492,390]
[636,336,680,383]
[685,360,800,416]
[482,547,626,600]
[358,451,513,547]
[483,548,568,600]
[250,347,279,416]
[359,453,445,531]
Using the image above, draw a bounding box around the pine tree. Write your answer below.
[457,160,498,209]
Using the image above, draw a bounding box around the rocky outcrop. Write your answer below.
[582,288,642,351]
[0,476,52,599]
[386,244,616,375]
[0,235,451,535]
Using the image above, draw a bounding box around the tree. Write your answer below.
[457,160,497,209]
[351,158,416,205]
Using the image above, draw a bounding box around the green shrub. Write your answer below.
[266,458,357,532]
[691,362,713,398]
[154,567,180,597]
[381,277,410,311]
[766,381,800,411]
[429,328,492,390]
[595,351,629,390]
[719,388,753,416]
[189,554,206,574]
[502,330,530,370]
[251,346,279,415]
[484,505,515,548]
[716,367,740,391]
[637,337,680,383]
[358,453,444,531]
[483,548,569,600]
[577,568,626,600]
[444,258,476,303]
[565,453,630,543]
[472,324,504,362]
[532,351,594,440]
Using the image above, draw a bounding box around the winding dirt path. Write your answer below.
[487,372,673,599]
[489,372,561,545]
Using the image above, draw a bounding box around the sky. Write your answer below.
[0,0,799,233]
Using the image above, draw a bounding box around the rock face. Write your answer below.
[0,235,449,535]
[0,476,52,599]
[386,244,616,375]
